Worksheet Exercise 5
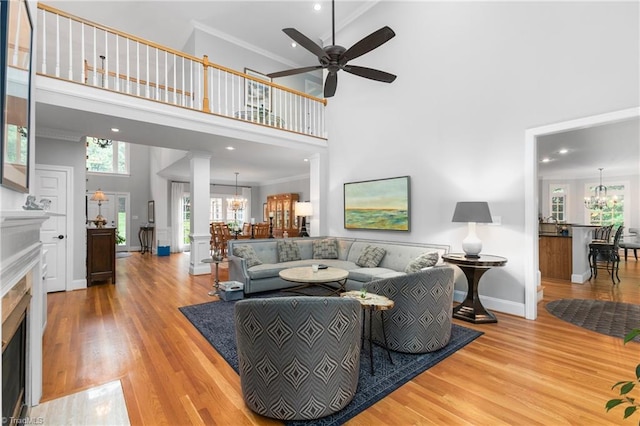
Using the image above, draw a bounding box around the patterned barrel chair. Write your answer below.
[234,297,362,421]
[365,267,454,353]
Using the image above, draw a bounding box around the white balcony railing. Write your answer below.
[36,3,327,138]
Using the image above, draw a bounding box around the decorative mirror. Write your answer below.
[148,200,155,224]
[1,0,33,193]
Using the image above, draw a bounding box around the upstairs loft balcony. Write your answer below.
[34,3,327,141]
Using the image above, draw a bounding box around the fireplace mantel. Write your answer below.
[1,210,49,408]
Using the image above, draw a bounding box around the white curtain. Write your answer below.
[171,182,185,253]
[242,186,252,221]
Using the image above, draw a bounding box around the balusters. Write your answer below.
[36,4,325,137]
[41,8,46,73]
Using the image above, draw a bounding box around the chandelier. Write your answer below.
[584,168,617,210]
[95,138,113,148]
[227,172,247,212]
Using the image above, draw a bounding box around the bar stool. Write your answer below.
[589,225,624,284]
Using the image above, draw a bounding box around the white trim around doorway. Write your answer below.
[524,107,640,320]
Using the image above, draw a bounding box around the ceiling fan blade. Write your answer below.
[343,65,397,83]
[267,65,323,79]
[282,28,329,61]
[324,72,338,98]
[341,26,396,63]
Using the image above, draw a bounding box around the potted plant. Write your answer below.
[606,328,640,421]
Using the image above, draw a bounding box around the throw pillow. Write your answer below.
[356,245,386,268]
[233,245,262,268]
[405,251,439,273]
[312,238,339,259]
[277,240,301,262]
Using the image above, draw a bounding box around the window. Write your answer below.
[182,195,191,246]
[548,184,568,222]
[210,197,223,221]
[585,183,626,227]
[86,137,129,174]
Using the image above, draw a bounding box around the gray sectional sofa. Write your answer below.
[227,236,450,295]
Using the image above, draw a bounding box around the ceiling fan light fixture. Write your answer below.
[267,0,396,98]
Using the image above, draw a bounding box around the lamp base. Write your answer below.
[299,217,309,237]
[462,222,483,258]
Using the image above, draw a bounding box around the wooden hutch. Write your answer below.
[266,193,299,238]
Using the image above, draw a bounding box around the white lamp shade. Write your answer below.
[90,189,108,202]
[295,201,313,217]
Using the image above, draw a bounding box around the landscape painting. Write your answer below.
[344,176,410,231]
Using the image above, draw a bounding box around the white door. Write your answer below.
[35,166,70,292]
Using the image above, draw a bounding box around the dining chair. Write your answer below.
[589,225,624,284]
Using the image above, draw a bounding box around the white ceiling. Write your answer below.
[537,117,640,180]
[37,1,640,184]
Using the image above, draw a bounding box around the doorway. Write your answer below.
[35,164,73,293]
[524,107,640,320]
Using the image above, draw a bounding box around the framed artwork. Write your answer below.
[244,68,271,111]
[1,0,33,193]
[344,176,410,231]
[263,203,268,222]
[148,200,155,224]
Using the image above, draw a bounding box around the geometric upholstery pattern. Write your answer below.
[404,251,439,273]
[234,297,361,420]
[277,240,302,262]
[356,245,386,268]
[365,267,454,353]
[312,238,339,259]
[232,245,263,268]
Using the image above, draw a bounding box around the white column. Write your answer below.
[309,152,327,236]
[188,152,211,275]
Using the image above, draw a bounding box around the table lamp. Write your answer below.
[295,201,313,237]
[90,189,109,228]
[452,201,493,258]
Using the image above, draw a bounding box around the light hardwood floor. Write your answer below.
[41,253,639,425]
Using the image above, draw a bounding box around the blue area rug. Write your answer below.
[180,297,483,426]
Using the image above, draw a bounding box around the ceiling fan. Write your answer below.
[267,0,397,98]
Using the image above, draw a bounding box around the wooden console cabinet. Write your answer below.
[266,193,299,238]
[87,227,116,285]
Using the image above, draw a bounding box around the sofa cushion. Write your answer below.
[348,267,402,283]
[233,245,262,268]
[405,251,440,273]
[356,245,386,268]
[313,238,339,259]
[277,240,301,262]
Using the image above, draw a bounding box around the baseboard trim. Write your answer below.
[454,290,525,318]
[69,279,87,291]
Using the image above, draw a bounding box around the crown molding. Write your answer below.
[35,126,84,142]
[260,173,310,187]
[320,0,381,44]
[190,20,299,69]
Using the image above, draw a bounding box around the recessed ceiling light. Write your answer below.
[313,3,321,11]
[541,158,551,163]
[291,42,297,48]
[111,128,119,132]
[304,158,309,162]
[559,148,568,154]
[226,146,235,151]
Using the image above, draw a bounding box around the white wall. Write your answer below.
[325,1,639,310]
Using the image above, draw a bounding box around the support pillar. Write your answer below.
[188,152,211,275]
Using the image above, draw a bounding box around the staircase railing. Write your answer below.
[36,3,327,138]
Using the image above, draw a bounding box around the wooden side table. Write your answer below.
[442,253,507,324]
[341,291,394,375]
[139,225,155,254]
